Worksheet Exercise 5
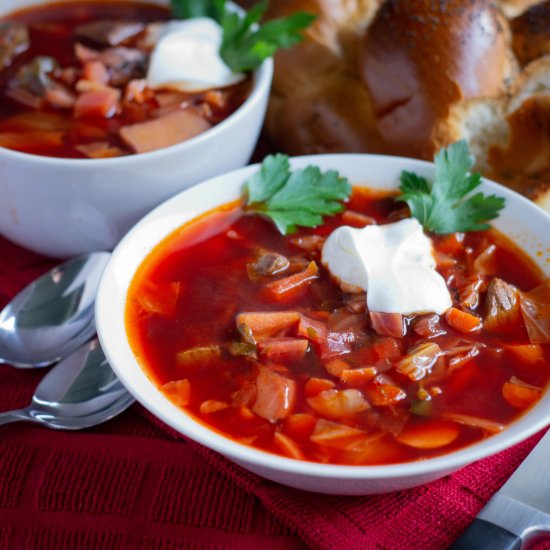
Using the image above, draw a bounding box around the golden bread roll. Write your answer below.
[444,56,550,208]
[497,0,542,17]
[265,0,385,155]
[359,0,515,160]
[511,1,550,65]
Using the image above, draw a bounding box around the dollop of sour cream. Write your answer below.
[321,218,452,315]
[146,18,245,92]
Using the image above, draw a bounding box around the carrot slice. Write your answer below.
[252,366,296,422]
[257,337,308,363]
[505,344,544,365]
[339,367,378,386]
[236,311,300,340]
[263,261,319,302]
[502,381,540,409]
[282,413,317,441]
[445,307,482,333]
[324,358,350,376]
[297,314,328,345]
[160,379,190,407]
[304,377,335,397]
[395,420,460,449]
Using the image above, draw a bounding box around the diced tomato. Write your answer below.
[395,419,459,449]
[74,88,120,119]
[502,380,540,409]
[236,311,300,340]
[263,261,319,303]
[370,312,405,337]
[282,413,317,441]
[257,337,308,363]
[252,366,296,422]
[307,388,370,419]
[160,379,190,407]
[445,307,482,333]
[304,377,335,397]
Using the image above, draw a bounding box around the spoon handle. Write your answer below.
[0,408,32,426]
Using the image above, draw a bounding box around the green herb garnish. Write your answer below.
[170,0,315,73]
[245,154,352,235]
[170,0,225,21]
[397,141,505,234]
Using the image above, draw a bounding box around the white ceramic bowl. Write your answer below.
[0,0,272,258]
[96,154,550,495]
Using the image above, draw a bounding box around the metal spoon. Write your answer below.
[0,338,134,429]
[0,252,111,368]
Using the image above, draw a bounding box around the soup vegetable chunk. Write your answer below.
[0,1,312,158]
[126,143,550,465]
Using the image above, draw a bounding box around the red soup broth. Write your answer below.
[0,1,251,158]
[125,188,550,466]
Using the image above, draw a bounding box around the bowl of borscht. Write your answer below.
[0,0,278,257]
[96,146,550,495]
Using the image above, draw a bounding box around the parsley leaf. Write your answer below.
[220,1,315,73]
[170,0,225,22]
[171,0,315,73]
[245,154,352,235]
[396,141,505,234]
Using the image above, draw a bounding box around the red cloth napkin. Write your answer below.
[1,235,549,550]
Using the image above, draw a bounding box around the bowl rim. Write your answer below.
[0,9,273,167]
[96,153,550,481]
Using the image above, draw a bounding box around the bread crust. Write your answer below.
[360,0,513,159]
[511,1,550,66]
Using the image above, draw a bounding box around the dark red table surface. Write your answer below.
[0,170,549,550]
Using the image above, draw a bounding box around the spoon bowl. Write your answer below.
[0,252,111,368]
[0,338,134,429]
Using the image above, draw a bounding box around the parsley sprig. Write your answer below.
[245,154,352,235]
[397,141,505,234]
[170,0,315,73]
